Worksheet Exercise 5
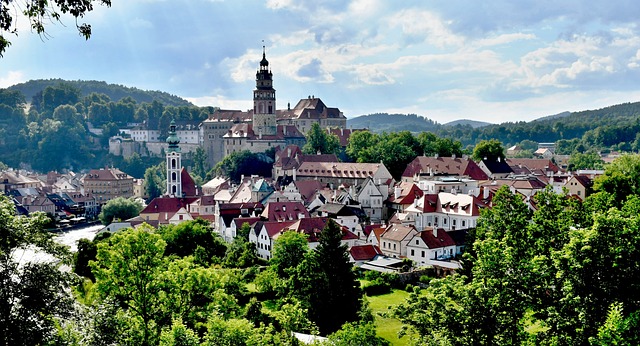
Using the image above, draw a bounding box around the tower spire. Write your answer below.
[254,42,276,136]
[166,119,182,197]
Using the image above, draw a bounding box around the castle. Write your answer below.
[201,47,347,165]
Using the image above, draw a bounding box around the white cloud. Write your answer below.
[185,94,250,110]
[0,71,26,88]
[129,18,153,29]
[475,33,536,47]
[389,9,465,48]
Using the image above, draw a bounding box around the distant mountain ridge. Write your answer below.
[532,111,571,122]
[9,79,193,107]
[444,119,492,128]
[347,113,440,133]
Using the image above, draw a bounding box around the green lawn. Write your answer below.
[366,289,418,346]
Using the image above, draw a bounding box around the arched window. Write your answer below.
[171,158,176,169]
[172,172,177,181]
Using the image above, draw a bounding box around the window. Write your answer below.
[462,220,466,227]
[421,250,425,258]
[393,243,396,250]
[411,249,415,256]
[416,240,419,245]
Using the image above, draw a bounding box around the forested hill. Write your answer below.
[435,101,640,149]
[349,101,640,152]
[347,113,440,133]
[444,119,492,128]
[9,79,193,107]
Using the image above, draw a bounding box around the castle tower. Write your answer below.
[166,119,182,197]
[253,46,277,136]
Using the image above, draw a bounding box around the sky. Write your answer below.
[2,0,640,124]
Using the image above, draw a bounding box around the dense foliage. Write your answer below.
[394,155,640,345]
[0,1,112,56]
[0,195,76,345]
[0,82,209,173]
[346,130,464,179]
[350,102,640,155]
[98,196,144,225]
[211,149,274,183]
[9,79,193,107]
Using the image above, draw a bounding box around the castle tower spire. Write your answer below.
[166,119,182,197]
[253,44,277,136]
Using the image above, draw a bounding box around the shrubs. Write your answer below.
[362,278,391,296]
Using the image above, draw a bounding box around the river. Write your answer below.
[12,223,104,266]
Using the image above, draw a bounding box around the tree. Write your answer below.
[292,219,362,335]
[568,150,604,171]
[0,88,26,108]
[0,0,112,57]
[326,322,391,346]
[158,219,227,263]
[551,202,640,344]
[144,162,166,202]
[91,226,168,346]
[98,196,144,225]
[472,139,505,162]
[190,146,209,183]
[213,150,273,182]
[593,154,640,203]
[223,237,258,268]
[159,318,200,346]
[0,194,76,345]
[270,230,309,279]
[302,122,341,156]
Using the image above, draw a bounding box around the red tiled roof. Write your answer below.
[84,168,132,181]
[506,158,561,174]
[262,220,296,238]
[362,224,383,237]
[140,196,198,215]
[180,168,198,197]
[225,124,304,140]
[261,201,310,222]
[388,182,424,205]
[326,128,366,147]
[402,156,489,181]
[349,244,383,261]
[294,180,325,202]
[296,162,386,179]
[381,224,418,242]
[418,228,456,249]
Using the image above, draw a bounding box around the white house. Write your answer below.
[407,192,487,231]
[379,224,419,258]
[406,227,457,266]
[355,177,386,223]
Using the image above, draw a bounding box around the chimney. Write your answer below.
[433,227,438,238]
[394,185,402,200]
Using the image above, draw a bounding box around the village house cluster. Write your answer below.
[1,49,603,273]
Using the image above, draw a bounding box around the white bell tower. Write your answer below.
[166,119,182,197]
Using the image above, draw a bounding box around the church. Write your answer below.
[201,47,347,166]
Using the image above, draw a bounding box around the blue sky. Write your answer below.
[3,0,640,124]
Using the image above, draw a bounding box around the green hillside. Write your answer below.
[9,79,193,107]
[347,113,440,133]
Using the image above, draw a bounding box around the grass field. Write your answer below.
[366,289,417,346]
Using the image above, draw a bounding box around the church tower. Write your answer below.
[166,119,182,197]
[253,46,277,136]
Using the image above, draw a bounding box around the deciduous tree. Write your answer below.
[0,195,76,345]
[0,0,112,57]
[98,196,143,225]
